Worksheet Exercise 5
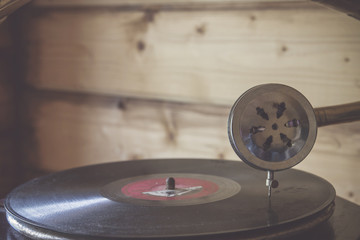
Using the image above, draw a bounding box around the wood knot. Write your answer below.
[167,131,176,144]
[117,100,127,110]
[348,191,354,198]
[196,24,206,35]
[143,9,158,23]
[130,154,142,160]
[137,40,146,52]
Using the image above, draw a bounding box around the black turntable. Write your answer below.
[1,84,360,240]
[1,159,360,240]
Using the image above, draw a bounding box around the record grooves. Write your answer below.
[4,159,335,239]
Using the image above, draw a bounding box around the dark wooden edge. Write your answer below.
[0,0,31,19]
[312,0,360,20]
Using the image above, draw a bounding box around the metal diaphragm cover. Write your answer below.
[228,84,317,171]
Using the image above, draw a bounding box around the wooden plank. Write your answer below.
[31,0,304,8]
[28,0,360,21]
[32,0,360,21]
[22,3,360,107]
[24,90,360,204]
[23,90,232,169]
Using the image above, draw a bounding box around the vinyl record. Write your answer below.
[5,159,335,239]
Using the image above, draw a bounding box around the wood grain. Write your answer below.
[21,2,360,107]
[23,90,360,204]
[23,90,231,169]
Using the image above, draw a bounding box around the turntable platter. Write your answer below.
[4,159,335,239]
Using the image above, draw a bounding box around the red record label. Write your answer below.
[101,173,241,206]
[121,177,219,201]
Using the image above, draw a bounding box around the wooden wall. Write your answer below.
[10,0,360,204]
